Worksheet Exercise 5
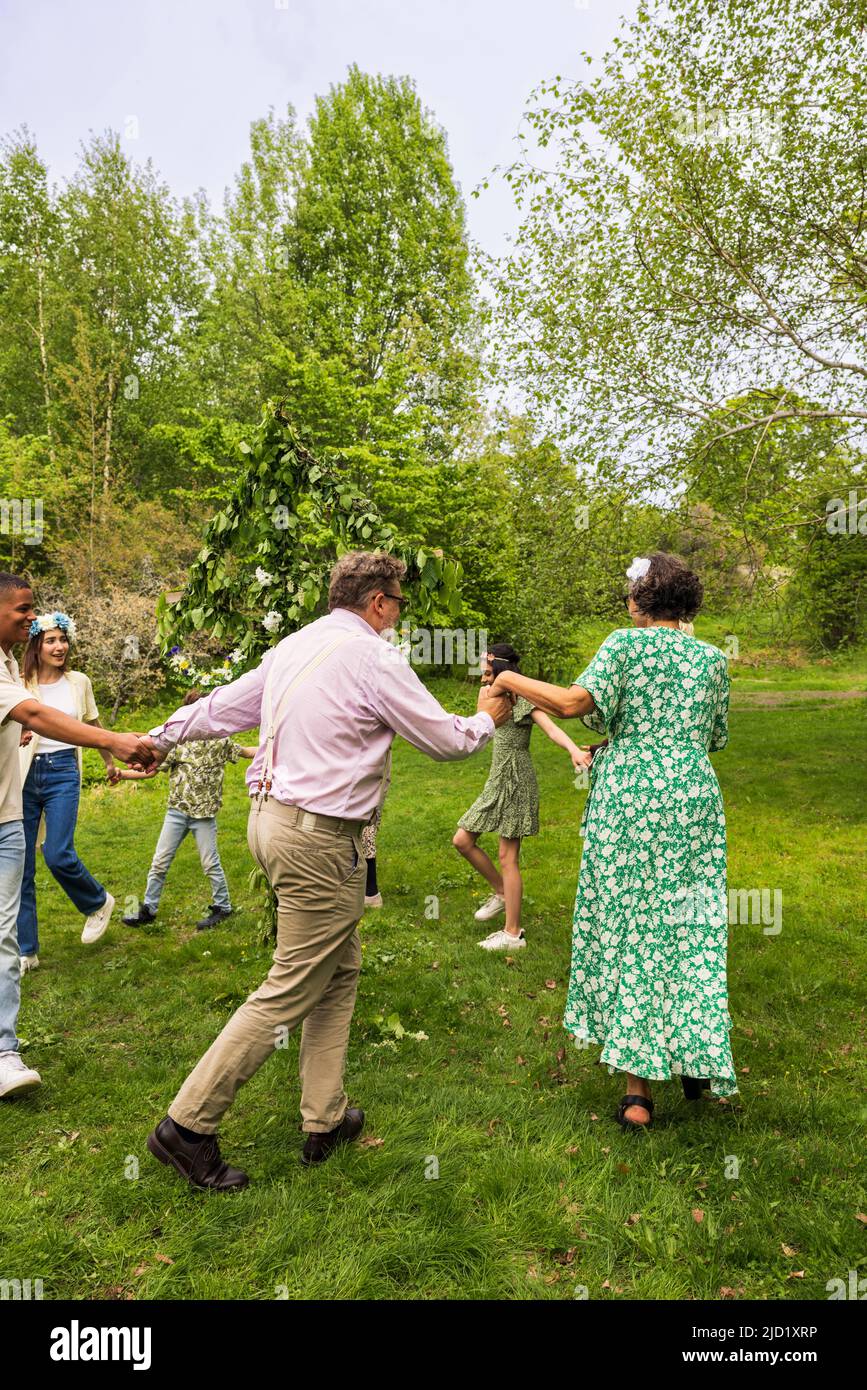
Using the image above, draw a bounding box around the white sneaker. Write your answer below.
[474,893,506,922]
[0,1050,42,1097]
[478,929,526,951]
[81,891,115,945]
[364,893,383,909]
[19,954,39,975]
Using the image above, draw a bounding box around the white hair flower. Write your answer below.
[262,610,283,633]
[626,557,652,583]
[255,566,275,588]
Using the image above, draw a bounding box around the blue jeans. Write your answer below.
[16,750,107,958]
[144,809,231,913]
[0,820,25,1053]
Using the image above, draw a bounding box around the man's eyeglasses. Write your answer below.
[380,591,410,610]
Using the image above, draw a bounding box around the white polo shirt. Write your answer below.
[0,646,29,824]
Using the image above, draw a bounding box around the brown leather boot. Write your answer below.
[301,1107,365,1166]
[147,1116,249,1190]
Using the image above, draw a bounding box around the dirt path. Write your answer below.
[731,688,866,708]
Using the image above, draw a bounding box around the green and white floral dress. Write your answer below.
[564,627,736,1096]
[457,696,539,840]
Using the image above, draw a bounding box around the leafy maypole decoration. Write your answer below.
[157,402,464,943]
[157,402,462,665]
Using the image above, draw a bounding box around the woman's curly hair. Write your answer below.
[629,552,703,622]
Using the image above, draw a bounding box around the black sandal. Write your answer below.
[617,1094,654,1131]
[681,1076,711,1101]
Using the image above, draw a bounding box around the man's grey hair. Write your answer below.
[328,551,407,613]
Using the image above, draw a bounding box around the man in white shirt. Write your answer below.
[0,573,155,1099]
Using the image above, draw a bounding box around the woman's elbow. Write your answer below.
[558,687,587,719]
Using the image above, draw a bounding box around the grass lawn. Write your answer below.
[1,655,865,1301]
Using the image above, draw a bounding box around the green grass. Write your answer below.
[0,659,865,1301]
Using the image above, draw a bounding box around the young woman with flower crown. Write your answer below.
[16,612,121,973]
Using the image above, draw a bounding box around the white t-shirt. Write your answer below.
[34,676,77,753]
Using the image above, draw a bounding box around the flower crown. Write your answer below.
[29,611,77,642]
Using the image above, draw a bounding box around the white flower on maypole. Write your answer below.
[255,567,275,588]
[262,610,283,633]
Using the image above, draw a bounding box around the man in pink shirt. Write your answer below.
[143,551,511,1190]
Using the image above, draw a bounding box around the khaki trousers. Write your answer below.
[169,798,366,1134]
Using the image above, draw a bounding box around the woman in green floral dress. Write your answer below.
[488,555,735,1127]
[453,644,591,953]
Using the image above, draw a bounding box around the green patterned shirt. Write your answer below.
[162,737,243,818]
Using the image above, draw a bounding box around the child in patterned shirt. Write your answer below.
[119,690,256,931]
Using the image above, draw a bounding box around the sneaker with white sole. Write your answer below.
[19,954,39,975]
[0,1050,42,1098]
[474,893,506,922]
[478,929,526,951]
[81,891,115,945]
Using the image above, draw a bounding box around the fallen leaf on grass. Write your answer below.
[358,1136,384,1149]
[515,1055,526,1066]
[787,1270,806,1280]
[625,1213,641,1227]
[692,1209,705,1223]
[566,1145,579,1155]
[855,1213,867,1225]
[589,1113,599,1122]
[544,979,557,990]
[617,1162,630,1174]
[781,1244,798,1257]
[601,1278,611,1290]
[132,1265,148,1277]
[719,1286,743,1299]
[553,1248,577,1265]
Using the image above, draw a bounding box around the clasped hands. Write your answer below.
[107,732,166,776]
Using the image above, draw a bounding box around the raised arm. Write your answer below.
[490,670,595,719]
[367,648,510,761]
[7,698,153,766]
[147,650,276,755]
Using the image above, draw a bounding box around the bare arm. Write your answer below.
[490,671,595,719]
[531,709,592,766]
[8,698,154,765]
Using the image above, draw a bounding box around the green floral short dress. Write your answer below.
[564,628,737,1096]
[457,696,539,840]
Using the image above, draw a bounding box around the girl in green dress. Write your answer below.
[488,555,735,1127]
[452,644,592,952]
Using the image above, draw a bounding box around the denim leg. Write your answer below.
[190,818,231,911]
[40,753,106,917]
[143,810,189,912]
[0,821,26,1054]
[16,769,43,957]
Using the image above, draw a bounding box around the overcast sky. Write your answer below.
[0,0,638,257]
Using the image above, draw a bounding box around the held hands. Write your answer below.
[108,732,163,772]
[571,746,593,772]
[477,684,513,728]
[105,762,122,785]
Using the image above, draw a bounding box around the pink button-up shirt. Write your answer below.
[149,608,494,820]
